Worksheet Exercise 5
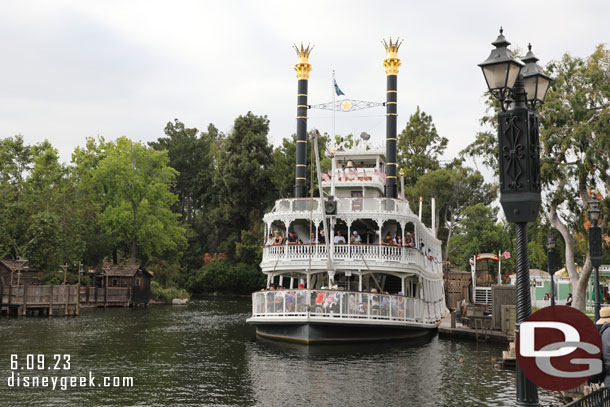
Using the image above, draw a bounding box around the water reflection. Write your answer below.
[0,298,561,406]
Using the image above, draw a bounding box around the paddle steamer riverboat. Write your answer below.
[247,40,446,343]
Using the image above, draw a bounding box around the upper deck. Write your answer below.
[261,144,442,278]
[261,244,442,277]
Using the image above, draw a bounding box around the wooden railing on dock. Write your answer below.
[0,285,131,316]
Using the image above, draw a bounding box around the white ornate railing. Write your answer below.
[251,289,442,325]
[262,245,437,272]
[269,197,413,216]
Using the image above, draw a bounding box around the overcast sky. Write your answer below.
[0,1,608,166]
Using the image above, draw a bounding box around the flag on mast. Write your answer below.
[334,79,345,96]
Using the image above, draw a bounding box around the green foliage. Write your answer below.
[188,259,266,294]
[461,44,610,309]
[270,132,330,199]
[408,161,496,261]
[210,112,274,258]
[92,137,187,264]
[448,204,510,270]
[397,106,448,186]
[146,258,181,288]
[149,119,214,223]
[0,136,32,258]
[150,280,190,302]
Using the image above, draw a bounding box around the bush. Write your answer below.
[187,259,266,294]
[151,280,190,302]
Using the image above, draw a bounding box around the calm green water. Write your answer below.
[0,298,562,406]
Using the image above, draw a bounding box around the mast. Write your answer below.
[331,70,337,197]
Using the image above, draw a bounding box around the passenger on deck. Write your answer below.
[319,230,326,244]
[308,232,317,244]
[350,231,362,245]
[381,233,395,246]
[334,231,346,244]
[393,292,405,318]
[370,288,380,314]
[285,291,295,312]
[394,235,403,246]
[315,290,326,312]
[264,234,273,246]
[271,230,283,246]
[404,232,414,248]
[323,291,337,312]
[381,294,391,314]
[287,231,299,245]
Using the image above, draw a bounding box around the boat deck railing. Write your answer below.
[251,289,443,325]
[270,196,413,216]
[262,245,441,273]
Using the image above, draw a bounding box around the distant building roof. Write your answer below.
[101,264,153,277]
[508,269,550,280]
[0,259,33,272]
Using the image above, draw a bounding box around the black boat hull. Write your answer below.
[250,319,437,344]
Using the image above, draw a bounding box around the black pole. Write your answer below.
[385,74,398,198]
[295,78,308,198]
[590,224,603,321]
[547,246,555,307]
[515,222,539,406]
[550,268,555,307]
[595,265,601,321]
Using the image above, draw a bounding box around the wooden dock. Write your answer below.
[438,315,511,344]
[0,284,131,317]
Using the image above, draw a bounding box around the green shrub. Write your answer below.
[187,259,266,294]
[151,280,190,302]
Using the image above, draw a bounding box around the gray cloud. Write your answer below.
[0,0,607,167]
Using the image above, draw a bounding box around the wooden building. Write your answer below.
[96,264,153,306]
[0,259,41,287]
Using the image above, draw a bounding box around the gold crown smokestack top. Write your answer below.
[294,43,313,198]
[383,38,402,199]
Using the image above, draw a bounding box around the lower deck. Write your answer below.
[249,288,443,328]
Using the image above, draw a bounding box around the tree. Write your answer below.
[92,137,186,264]
[397,106,448,185]
[408,162,496,261]
[0,136,32,258]
[448,204,511,271]
[211,112,274,258]
[149,119,214,223]
[463,45,610,310]
[71,137,117,267]
[270,132,330,199]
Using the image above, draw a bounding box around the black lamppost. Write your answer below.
[546,231,556,306]
[588,198,603,321]
[479,28,551,407]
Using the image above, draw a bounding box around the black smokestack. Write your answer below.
[295,78,308,197]
[293,44,312,198]
[385,74,398,198]
[382,38,402,199]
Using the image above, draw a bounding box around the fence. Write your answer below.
[565,387,610,407]
[251,289,443,325]
[1,285,131,316]
[262,244,433,271]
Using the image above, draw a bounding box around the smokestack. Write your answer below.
[383,38,402,199]
[294,43,313,198]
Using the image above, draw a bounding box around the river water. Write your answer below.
[0,297,562,406]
